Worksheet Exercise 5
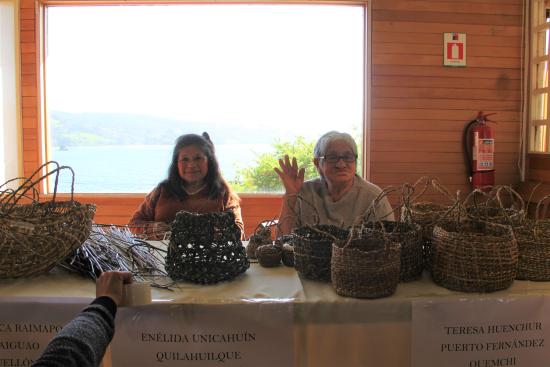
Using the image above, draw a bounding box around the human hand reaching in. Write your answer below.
[96,271,133,306]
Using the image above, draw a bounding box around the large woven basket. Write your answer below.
[515,224,550,281]
[0,163,96,278]
[367,221,423,281]
[292,224,348,282]
[331,230,401,299]
[515,194,550,281]
[431,219,518,292]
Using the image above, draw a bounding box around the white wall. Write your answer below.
[0,0,20,188]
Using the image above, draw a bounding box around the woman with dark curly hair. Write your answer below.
[129,132,243,238]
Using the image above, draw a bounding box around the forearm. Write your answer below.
[32,297,117,367]
[278,194,298,235]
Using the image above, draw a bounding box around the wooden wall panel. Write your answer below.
[370,0,523,203]
[68,194,282,237]
[527,155,550,185]
[18,0,527,233]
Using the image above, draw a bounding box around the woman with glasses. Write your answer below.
[275,131,394,235]
[129,132,243,238]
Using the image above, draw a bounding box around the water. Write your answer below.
[50,144,272,193]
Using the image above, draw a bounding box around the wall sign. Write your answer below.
[444,33,466,67]
[412,296,550,367]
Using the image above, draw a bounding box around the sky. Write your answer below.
[45,4,365,140]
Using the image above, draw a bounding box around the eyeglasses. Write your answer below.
[319,154,357,164]
[178,155,207,164]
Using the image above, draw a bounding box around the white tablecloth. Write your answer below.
[2,252,550,366]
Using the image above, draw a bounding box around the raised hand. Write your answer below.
[274,155,305,195]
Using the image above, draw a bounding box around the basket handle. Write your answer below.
[284,193,320,228]
[495,185,526,226]
[250,217,277,239]
[410,176,430,203]
[346,186,396,248]
[532,193,550,239]
[462,187,494,215]
[431,178,459,204]
[2,162,76,214]
[399,182,416,223]
[0,162,59,210]
[351,185,398,227]
[535,193,550,219]
[304,225,341,242]
[0,177,41,206]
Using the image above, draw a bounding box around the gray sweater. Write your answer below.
[295,176,394,228]
[31,297,116,367]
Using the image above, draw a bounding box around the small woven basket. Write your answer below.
[431,219,518,292]
[0,163,96,278]
[256,244,282,267]
[331,230,401,299]
[246,219,275,259]
[292,224,348,282]
[166,210,249,284]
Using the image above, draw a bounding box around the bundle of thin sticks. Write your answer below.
[60,224,174,290]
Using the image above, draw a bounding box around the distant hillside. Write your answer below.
[50,111,279,147]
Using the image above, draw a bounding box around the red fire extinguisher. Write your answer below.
[463,111,496,189]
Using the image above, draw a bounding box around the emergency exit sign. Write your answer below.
[443,33,466,67]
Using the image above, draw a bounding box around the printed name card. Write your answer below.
[412,296,550,367]
[0,297,90,366]
[111,302,294,367]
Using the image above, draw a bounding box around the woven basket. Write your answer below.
[403,178,461,271]
[367,221,423,281]
[246,219,275,259]
[515,224,550,281]
[514,194,550,281]
[465,186,526,228]
[0,163,96,278]
[331,230,401,299]
[292,224,348,282]
[431,219,518,292]
[166,210,249,284]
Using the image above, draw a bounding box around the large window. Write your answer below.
[530,0,550,153]
[1,0,19,187]
[44,4,366,193]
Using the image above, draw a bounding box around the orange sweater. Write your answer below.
[129,186,244,237]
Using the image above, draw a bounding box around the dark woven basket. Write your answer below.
[431,219,518,292]
[166,210,249,284]
[331,231,401,299]
[246,220,274,259]
[366,221,423,281]
[407,202,452,270]
[292,224,348,282]
[256,244,282,267]
[0,163,96,278]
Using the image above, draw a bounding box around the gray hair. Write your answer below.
[313,131,358,158]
